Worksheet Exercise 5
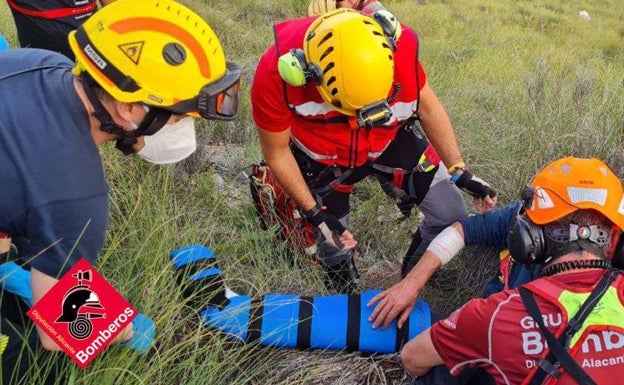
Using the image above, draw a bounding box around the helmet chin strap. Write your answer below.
[80,76,172,155]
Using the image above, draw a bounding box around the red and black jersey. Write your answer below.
[430,270,624,385]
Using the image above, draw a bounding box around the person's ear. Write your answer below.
[114,100,139,122]
[115,101,143,124]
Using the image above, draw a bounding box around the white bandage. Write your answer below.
[426,225,465,266]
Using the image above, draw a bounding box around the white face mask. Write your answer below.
[136,117,197,164]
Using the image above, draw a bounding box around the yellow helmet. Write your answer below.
[68,0,240,120]
[526,157,624,230]
[303,9,395,116]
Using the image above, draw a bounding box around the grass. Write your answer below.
[2,0,624,384]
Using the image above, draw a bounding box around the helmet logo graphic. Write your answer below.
[534,187,554,209]
[55,270,106,340]
[118,41,144,65]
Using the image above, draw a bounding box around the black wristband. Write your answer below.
[302,204,322,221]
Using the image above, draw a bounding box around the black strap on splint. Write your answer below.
[175,257,229,309]
[246,297,264,343]
[296,296,313,349]
[346,294,361,352]
[395,319,410,352]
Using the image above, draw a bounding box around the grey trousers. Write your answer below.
[313,165,467,267]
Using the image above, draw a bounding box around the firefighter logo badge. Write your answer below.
[27,258,138,368]
[55,269,105,340]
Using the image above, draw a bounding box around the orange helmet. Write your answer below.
[526,157,624,230]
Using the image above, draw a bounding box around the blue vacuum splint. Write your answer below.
[172,245,431,354]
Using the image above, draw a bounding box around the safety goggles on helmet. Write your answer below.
[168,62,242,120]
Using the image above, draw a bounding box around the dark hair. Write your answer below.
[92,83,114,103]
[78,71,115,103]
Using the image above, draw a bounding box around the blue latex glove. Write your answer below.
[120,313,155,353]
[0,34,9,51]
[0,261,33,306]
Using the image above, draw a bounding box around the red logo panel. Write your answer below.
[27,258,137,368]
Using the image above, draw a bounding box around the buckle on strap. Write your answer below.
[415,144,441,172]
[537,359,563,379]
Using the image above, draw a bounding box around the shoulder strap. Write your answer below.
[560,271,617,348]
[520,270,618,385]
[520,287,595,385]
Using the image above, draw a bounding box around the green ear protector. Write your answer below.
[278,48,323,87]
[277,10,401,88]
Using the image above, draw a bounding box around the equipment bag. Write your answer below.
[244,161,317,262]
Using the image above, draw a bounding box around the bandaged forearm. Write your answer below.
[426,225,465,266]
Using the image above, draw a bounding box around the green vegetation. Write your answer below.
[1,0,623,383]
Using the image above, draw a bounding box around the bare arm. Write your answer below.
[257,127,318,211]
[416,81,463,169]
[367,222,465,329]
[367,251,441,330]
[417,81,497,211]
[400,328,445,377]
[257,127,357,249]
[31,268,133,351]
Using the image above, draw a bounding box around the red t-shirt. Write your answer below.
[430,270,624,385]
[251,16,427,167]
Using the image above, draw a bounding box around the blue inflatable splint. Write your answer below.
[171,245,432,354]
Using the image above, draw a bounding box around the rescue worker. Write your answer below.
[307,0,433,221]
[0,0,241,383]
[251,8,496,293]
[400,157,624,384]
[6,0,115,60]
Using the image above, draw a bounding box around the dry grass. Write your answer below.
[2,0,624,384]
